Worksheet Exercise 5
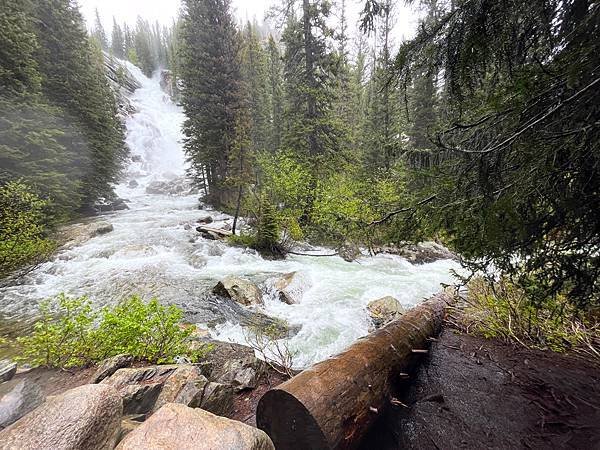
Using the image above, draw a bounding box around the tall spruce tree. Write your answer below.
[91,8,108,50]
[111,18,125,58]
[266,35,284,153]
[32,0,126,209]
[179,0,242,207]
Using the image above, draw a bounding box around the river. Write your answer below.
[0,64,460,369]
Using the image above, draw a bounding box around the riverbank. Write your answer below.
[364,326,600,449]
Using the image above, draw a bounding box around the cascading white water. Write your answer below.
[0,65,461,368]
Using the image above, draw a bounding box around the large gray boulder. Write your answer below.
[213,275,263,306]
[116,403,274,450]
[0,360,16,383]
[0,379,44,429]
[101,366,177,414]
[272,271,310,304]
[0,384,122,450]
[152,365,200,412]
[91,354,134,384]
[367,296,406,328]
[201,341,264,392]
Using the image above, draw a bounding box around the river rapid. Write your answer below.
[0,64,460,369]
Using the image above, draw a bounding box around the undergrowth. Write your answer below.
[16,294,212,368]
[455,277,600,360]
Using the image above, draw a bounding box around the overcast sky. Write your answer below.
[78,0,421,45]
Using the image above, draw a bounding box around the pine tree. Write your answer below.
[240,22,271,154]
[279,0,342,167]
[32,0,126,208]
[111,18,125,59]
[266,36,284,152]
[91,8,108,50]
[179,0,243,207]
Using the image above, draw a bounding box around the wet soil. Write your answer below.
[363,328,600,449]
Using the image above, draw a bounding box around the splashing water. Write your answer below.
[0,65,461,368]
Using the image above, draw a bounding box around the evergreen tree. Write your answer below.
[32,0,126,208]
[240,22,271,154]
[134,17,156,76]
[179,0,243,207]
[111,18,125,59]
[266,35,284,153]
[91,8,108,50]
[281,1,342,162]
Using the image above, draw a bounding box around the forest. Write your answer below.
[1,0,599,354]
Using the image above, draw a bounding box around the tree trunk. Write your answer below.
[256,293,449,450]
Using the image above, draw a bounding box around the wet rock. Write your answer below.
[97,198,130,212]
[201,340,264,392]
[101,366,178,414]
[116,403,274,450]
[0,360,17,383]
[0,384,122,450]
[339,242,362,262]
[152,365,201,412]
[90,354,134,384]
[128,180,139,188]
[0,379,44,429]
[146,178,195,196]
[57,221,115,250]
[199,382,235,417]
[377,241,457,264]
[272,271,310,305]
[131,155,142,163]
[367,296,406,328]
[182,294,296,339]
[197,215,213,224]
[213,276,263,306]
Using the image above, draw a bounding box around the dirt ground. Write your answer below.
[362,328,600,449]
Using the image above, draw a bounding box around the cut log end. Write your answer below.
[257,388,329,450]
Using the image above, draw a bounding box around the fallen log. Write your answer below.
[256,293,449,450]
[195,226,233,237]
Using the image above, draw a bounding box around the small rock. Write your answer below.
[339,242,361,262]
[0,384,122,450]
[213,276,263,306]
[197,215,214,224]
[101,366,178,414]
[91,354,134,384]
[0,360,17,383]
[131,155,142,163]
[0,379,44,429]
[116,403,275,450]
[367,296,406,328]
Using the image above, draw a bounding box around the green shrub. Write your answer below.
[463,277,600,357]
[0,180,55,280]
[17,294,208,368]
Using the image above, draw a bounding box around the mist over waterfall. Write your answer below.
[0,65,460,369]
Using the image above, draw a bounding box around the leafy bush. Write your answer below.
[0,180,55,280]
[17,294,208,368]
[462,277,600,358]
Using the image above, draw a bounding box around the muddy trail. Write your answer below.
[364,328,600,449]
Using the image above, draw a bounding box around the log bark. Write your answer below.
[256,293,449,450]
[195,226,233,237]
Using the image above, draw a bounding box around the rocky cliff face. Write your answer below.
[103,53,141,122]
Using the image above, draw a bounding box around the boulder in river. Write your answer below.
[197,215,213,224]
[0,360,17,383]
[367,296,406,328]
[0,384,122,450]
[213,275,263,306]
[128,179,139,188]
[272,272,310,305]
[116,403,275,450]
[339,242,362,262]
[376,241,457,264]
[0,379,44,430]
